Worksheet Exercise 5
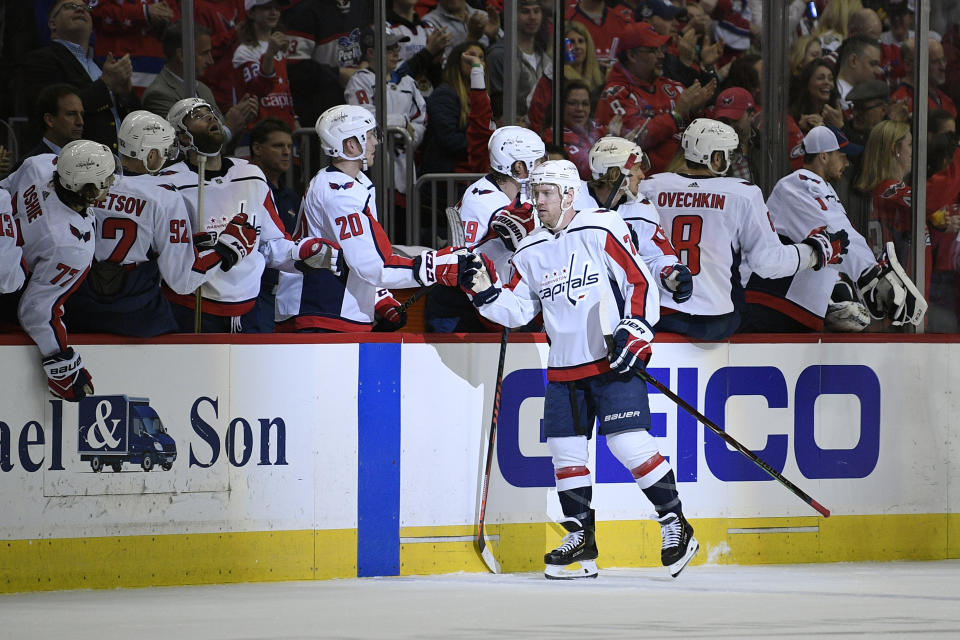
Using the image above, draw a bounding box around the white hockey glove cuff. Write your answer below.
[42,347,94,402]
[414,247,467,287]
[294,238,342,275]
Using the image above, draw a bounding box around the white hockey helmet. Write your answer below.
[315,104,379,165]
[588,136,649,179]
[167,97,223,156]
[681,118,741,176]
[488,126,546,177]
[118,110,177,173]
[56,140,116,199]
[529,159,581,228]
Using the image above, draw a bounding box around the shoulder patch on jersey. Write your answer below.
[471,187,494,195]
[798,173,821,185]
[329,181,355,190]
[69,225,90,242]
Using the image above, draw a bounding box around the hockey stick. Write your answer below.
[399,207,467,312]
[193,154,207,334]
[596,293,831,518]
[476,326,509,573]
[603,152,638,209]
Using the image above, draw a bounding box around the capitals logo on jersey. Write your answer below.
[539,251,601,304]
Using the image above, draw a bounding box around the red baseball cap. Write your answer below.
[620,22,671,52]
[712,88,756,120]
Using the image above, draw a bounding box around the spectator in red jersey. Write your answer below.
[856,120,960,299]
[543,80,604,181]
[565,0,632,72]
[594,21,716,174]
[891,39,957,119]
[196,0,246,111]
[421,41,494,176]
[91,1,179,96]
[528,20,605,132]
[232,0,298,132]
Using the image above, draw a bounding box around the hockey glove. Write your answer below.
[459,252,500,307]
[374,289,407,331]
[215,213,258,271]
[414,246,467,287]
[660,263,693,303]
[608,317,654,375]
[42,347,94,402]
[294,237,342,275]
[801,225,849,271]
[490,202,536,251]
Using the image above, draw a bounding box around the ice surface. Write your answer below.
[1,561,958,639]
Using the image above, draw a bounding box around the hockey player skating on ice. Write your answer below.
[275,104,464,332]
[588,136,693,306]
[1,141,116,401]
[427,125,545,332]
[742,126,927,332]
[637,118,852,340]
[456,160,698,579]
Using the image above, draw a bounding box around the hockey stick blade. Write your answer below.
[475,327,509,573]
[596,292,831,518]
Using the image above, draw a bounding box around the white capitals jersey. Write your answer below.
[90,172,224,295]
[638,173,810,316]
[478,208,659,381]
[0,187,26,294]
[4,167,95,357]
[345,69,426,195]
[749,169,877,323]
[617,196,683,301]
[276,166,421,331]
[459,174,529,282]
[162,157,299,316]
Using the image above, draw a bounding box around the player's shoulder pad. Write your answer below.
[794,170,830,195]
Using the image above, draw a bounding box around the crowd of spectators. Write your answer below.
[2,0,960,338]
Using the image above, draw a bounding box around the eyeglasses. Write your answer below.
[52,2,90,18]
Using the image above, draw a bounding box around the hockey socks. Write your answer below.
[640,467,682,517]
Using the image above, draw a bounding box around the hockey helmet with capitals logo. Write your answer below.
[315,104,379,162]
[118,111,178,173]
[529,160,581,207]
[488,126,546,177]
[588,136,650,180]
[681,118,741,176]
[56,140,116,197]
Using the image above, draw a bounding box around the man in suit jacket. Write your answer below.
[19,0,139,153]
[142,22,257,144]
[16,84,85,169]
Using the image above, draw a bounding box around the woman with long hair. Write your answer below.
[421,41,493,175]
[232,0,297,131]
[789,58,844,132]
[857,120,960,324]
[528,21,605,132]
[789,34,823,79]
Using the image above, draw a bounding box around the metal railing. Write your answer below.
[412,172,487,248]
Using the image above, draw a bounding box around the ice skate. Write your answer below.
[657,512,698,578]
[544,517,598,580]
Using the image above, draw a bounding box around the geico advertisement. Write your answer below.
[0,344,359,538]
[0,340,956,537]
[405,340,956,522]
